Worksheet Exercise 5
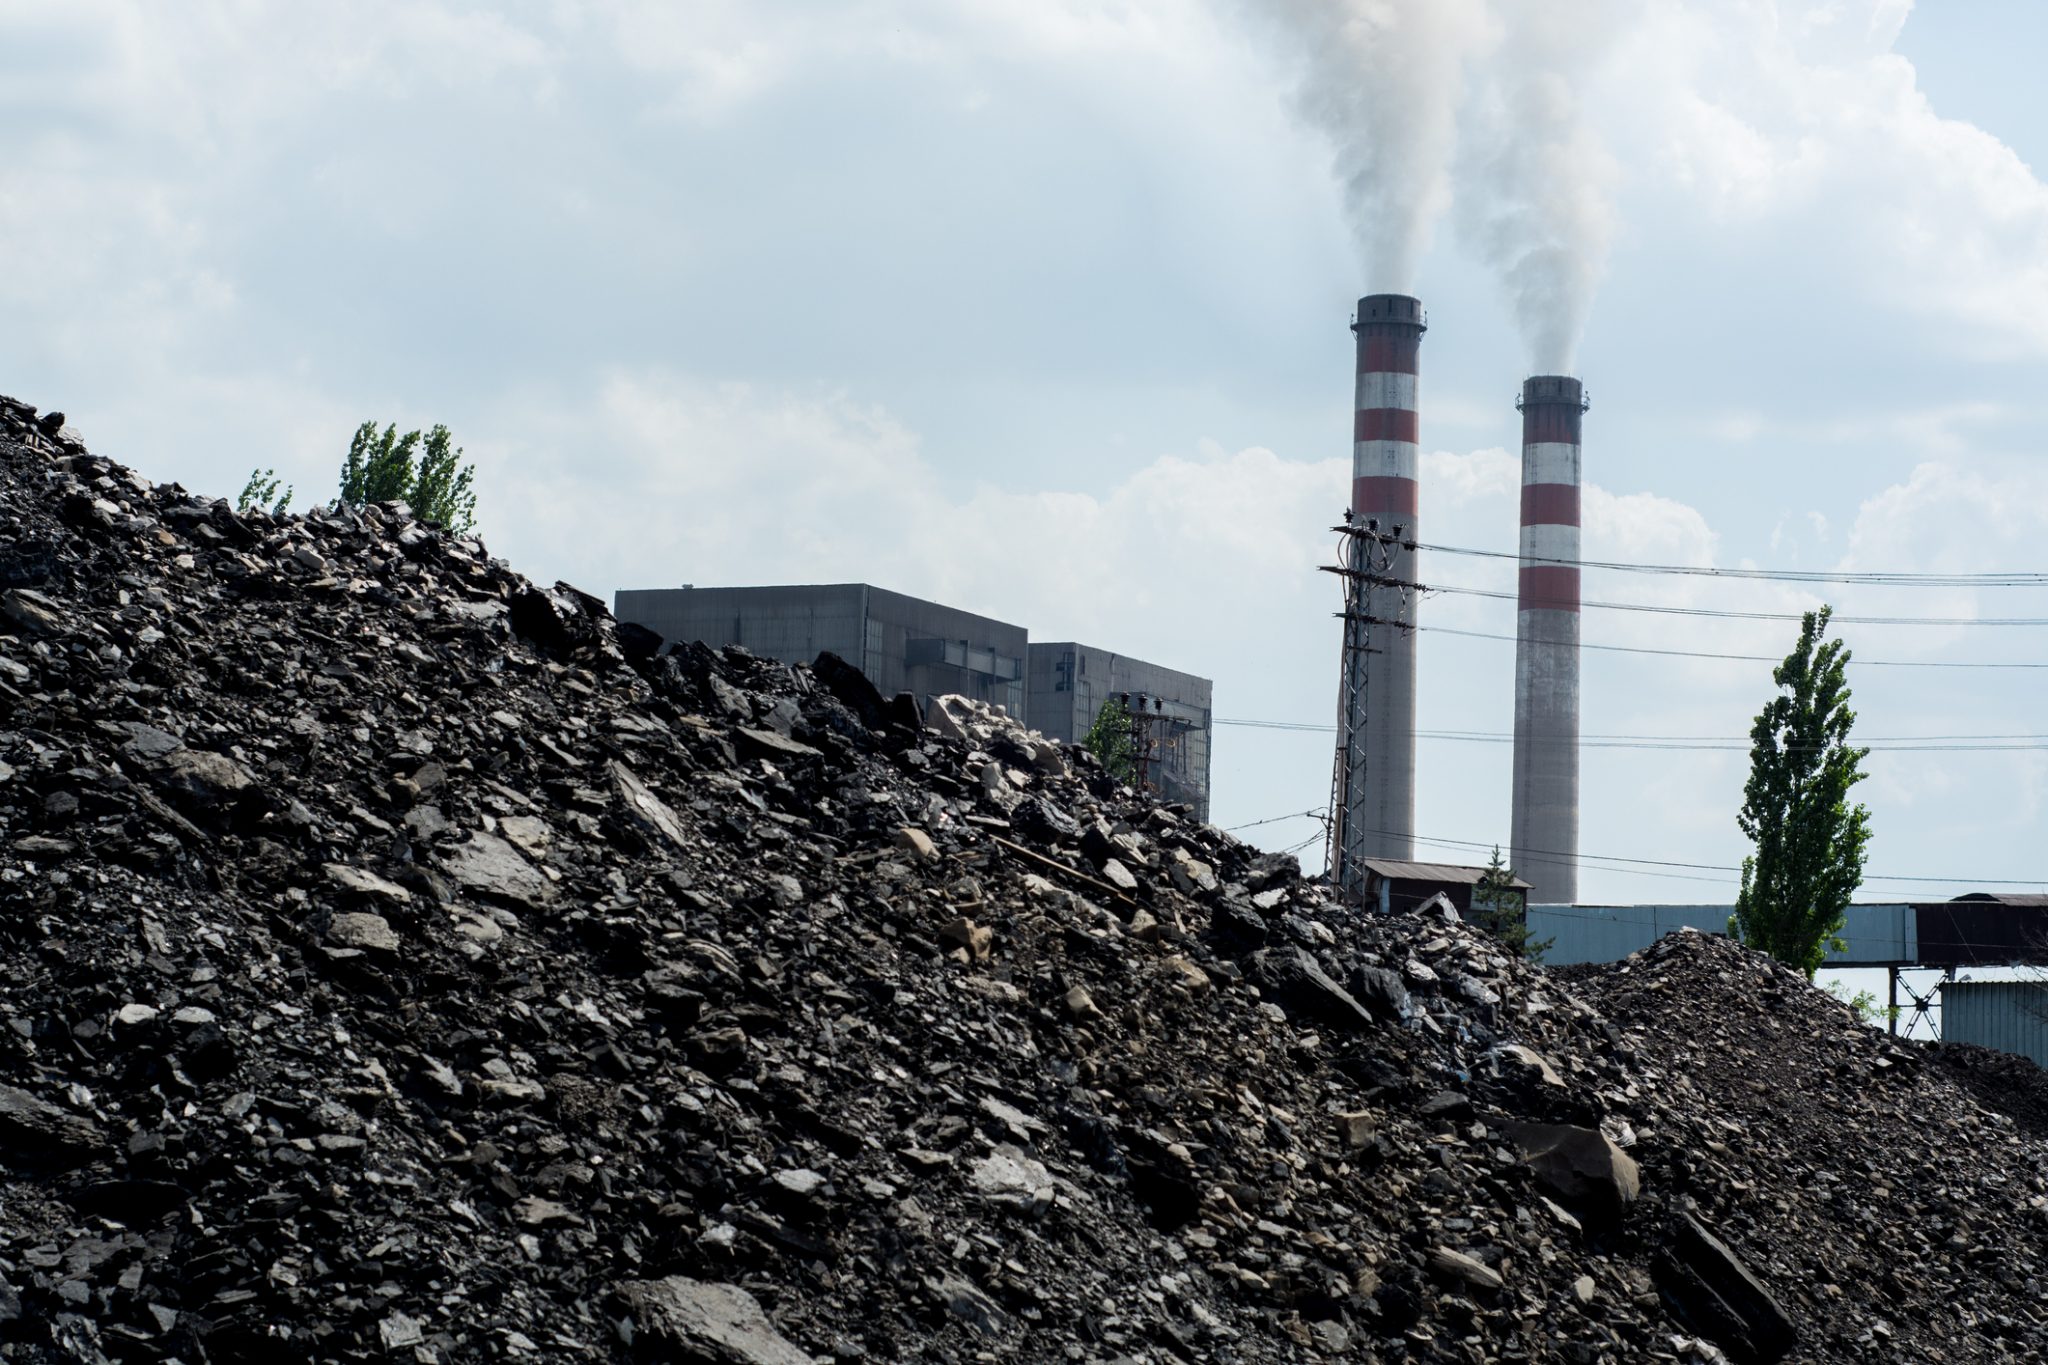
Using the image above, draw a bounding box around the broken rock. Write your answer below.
[327,912,401,953]
[0,1084,103,1165]
[439,830,554,909]
[324,862,412,904]
[1501,1120,1641,1220]
[612,1277,813,1365]
[1251,947,1375,1033]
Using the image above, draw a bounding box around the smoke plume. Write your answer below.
[1454,2,1619,373]
[1258,0,1616,371]
[1263,0,1488,293]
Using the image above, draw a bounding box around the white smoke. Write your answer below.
[1256,0,1617,371]
[1453,1,1620,373]
[1260,0,1490,293]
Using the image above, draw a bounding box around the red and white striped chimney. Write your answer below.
[1348,293,1426,860]
[1509,375,1587,904]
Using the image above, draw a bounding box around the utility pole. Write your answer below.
[1128,693,1152,798]
[1325,514,1411,901]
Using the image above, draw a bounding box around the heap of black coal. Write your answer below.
[2,392,2045,1364]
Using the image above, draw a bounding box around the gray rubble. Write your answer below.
[0,392,2045,1363]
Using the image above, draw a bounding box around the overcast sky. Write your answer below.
[5,0,2046,904]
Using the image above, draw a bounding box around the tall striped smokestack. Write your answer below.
[1349,293,1425,860]
[1510,375,1588,904]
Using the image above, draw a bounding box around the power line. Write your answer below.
[1217,719,1332,732]
[1217,814,2048,892]
[1417,728,2048,744]
[1413,540,2048,589]
[1419,579,2048,627]
[1344,825,2048,890]
[1216,718,2048,752]
[1413,622,2048,669]
[1223,807,1323,832]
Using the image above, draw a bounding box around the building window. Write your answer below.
[1054,649,1076,692]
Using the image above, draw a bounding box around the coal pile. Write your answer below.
[1568,935,2048,1360]
[1,391,2045,1364]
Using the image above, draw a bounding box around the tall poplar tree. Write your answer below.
[339,421,477,534]
[1730,606,1873,978]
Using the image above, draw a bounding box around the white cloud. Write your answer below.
[489,374,1346,673]
[1605,0,2048,355]
[1842,458,2048,579]
[1422,447,1518,503]
[1586,485,1716,566]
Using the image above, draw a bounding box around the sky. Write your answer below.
[4,0,2047,908]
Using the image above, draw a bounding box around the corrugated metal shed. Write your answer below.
[1361,860,1532,918]
[1530,905,1727,967]
[1941,980,2048,1068]
[1360,860,1530,889]
[1528,904,1919,968]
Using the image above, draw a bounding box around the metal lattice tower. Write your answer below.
[1328,517,1409,900]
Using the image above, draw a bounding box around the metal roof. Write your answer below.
[1360,859,1532,890]
[1948,893,2048,909]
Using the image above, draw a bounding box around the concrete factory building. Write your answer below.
[614,583,1028,716]
[613,583,1213,819]
[1026,643,1213,819]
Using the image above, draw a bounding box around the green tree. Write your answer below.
[1472,844,1552,960]
[340,421,477,534]
[339,422,413,508]
[1083,696,1137,783]
[236,468,293,517]
[1730,606,1873,978]
[1823,978,1897,1029]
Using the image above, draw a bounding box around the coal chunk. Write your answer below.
[0,1084,103,1166]
[1250,948,1375,1032]
[812,650,890,731]
[1657,1213,1798,1364]
[612,1277,813,1364]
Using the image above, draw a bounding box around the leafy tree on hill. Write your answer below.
[1730,606,1872,979]
[236,468,292,517]
[340,421,477,534]
[238,420,478,534]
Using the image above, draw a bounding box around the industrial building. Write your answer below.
[615,583,1029,715]
[1529,892,2048,1042]
[1939,980,2048,1069]
[1025,643,1212,819]
[613,583,1213,818]
[1530,904,1920,970]
[1531,894,2048,973]
[1360,858,1531,920]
